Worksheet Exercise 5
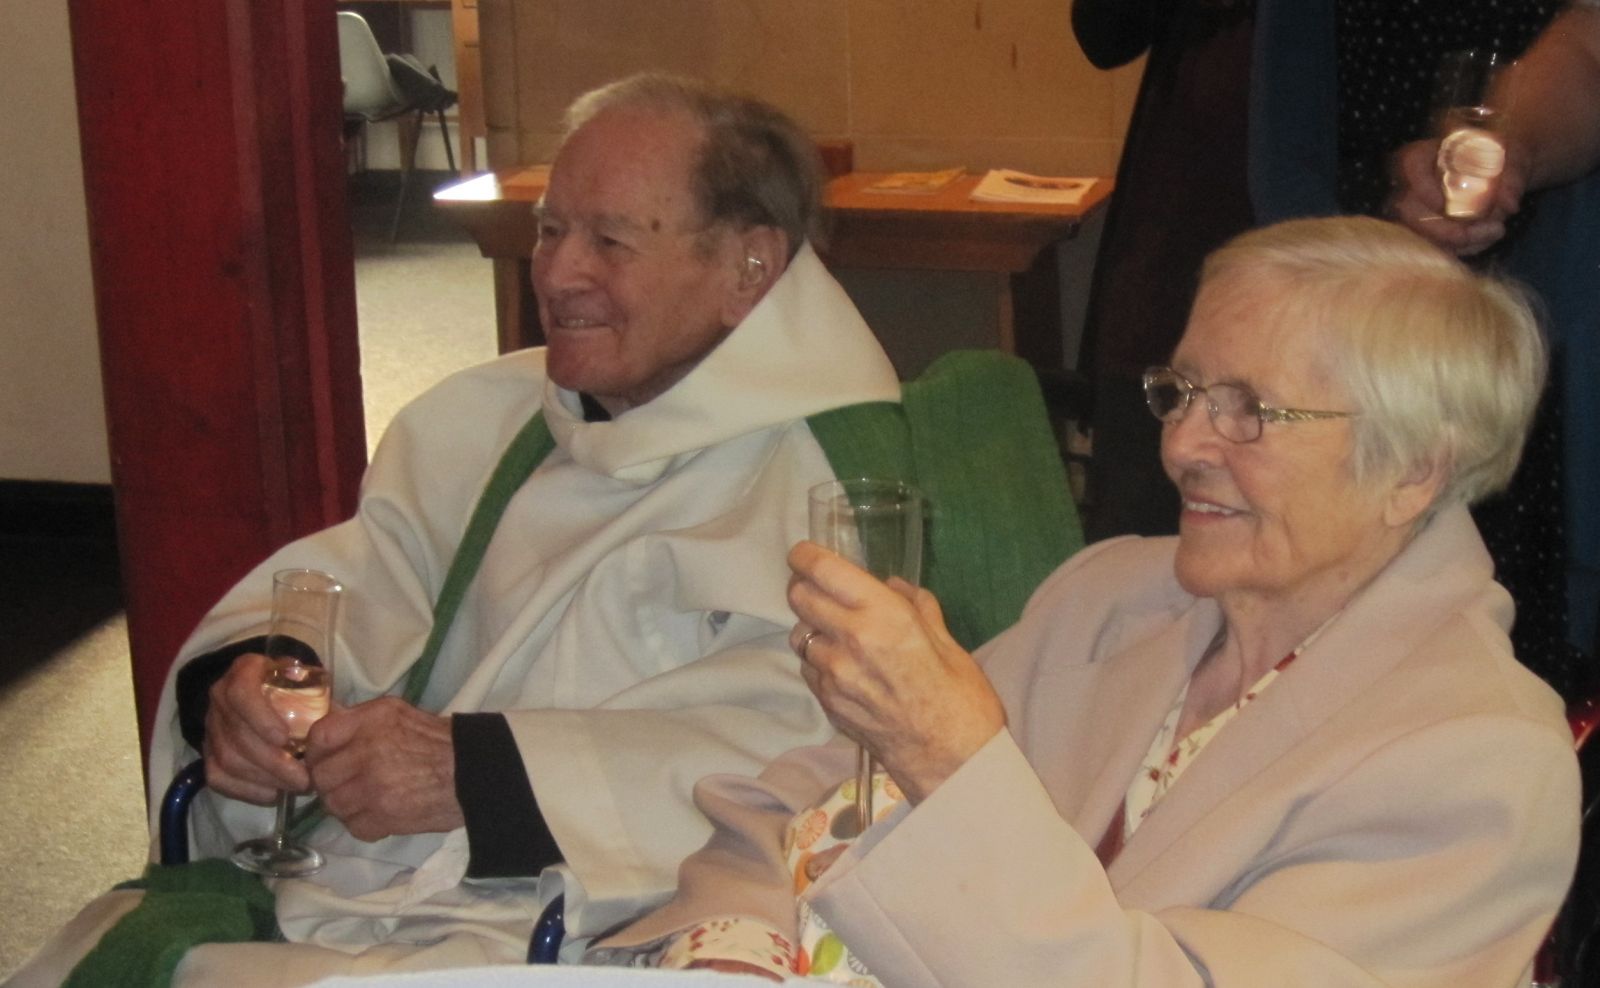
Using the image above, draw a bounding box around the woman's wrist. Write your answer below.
[885,714,1006,805]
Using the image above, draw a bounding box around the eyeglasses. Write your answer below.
[1142,366,1355,443]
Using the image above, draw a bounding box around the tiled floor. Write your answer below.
[0,171,497,978]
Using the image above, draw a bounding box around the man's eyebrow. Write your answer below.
[530,204,651,236]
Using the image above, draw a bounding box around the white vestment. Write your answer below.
[134,244,899,979]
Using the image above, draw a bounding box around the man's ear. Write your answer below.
[721,226,789,327]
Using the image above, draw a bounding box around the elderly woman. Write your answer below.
[593,216,1581,986]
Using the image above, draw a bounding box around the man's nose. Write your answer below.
[534,236,598,292]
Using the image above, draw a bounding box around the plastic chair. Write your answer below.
[336,11,458,241]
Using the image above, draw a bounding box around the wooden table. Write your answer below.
[434,168,1111,366]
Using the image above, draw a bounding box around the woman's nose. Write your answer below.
[1160,396,1225,468]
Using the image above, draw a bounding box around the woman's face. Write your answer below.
[1161,276,1420,618]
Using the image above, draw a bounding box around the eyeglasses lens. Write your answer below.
[1144,372,1186,420]
[1207,384,1261,442]
[1143,369,1263,443]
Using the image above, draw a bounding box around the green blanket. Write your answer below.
[65,860,278,988]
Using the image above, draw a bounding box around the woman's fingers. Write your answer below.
[787,540,893,607]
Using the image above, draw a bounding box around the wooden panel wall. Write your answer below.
[477,0,1141,176]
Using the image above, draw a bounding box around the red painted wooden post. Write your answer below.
[67,0,367,763]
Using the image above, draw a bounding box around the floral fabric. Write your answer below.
[1124,648,1298,841]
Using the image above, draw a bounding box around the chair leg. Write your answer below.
[391,110,423,242]
[435,108,457,174]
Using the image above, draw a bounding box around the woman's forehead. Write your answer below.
[1176,276,1342,396]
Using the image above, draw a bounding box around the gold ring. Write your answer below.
[798,629,822,659]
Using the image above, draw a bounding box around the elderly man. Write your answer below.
[18,74,904,986]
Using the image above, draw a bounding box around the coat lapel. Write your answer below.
[1105,506,1503,894]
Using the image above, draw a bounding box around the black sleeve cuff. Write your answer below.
[454,712,563,878]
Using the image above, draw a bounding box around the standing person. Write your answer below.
[15,73,905,987]
[1071,0,1589,696]
[1070,0,1265,542]
[1388,0,1600,659]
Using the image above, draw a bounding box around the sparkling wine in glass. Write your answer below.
[231,568,342,878]
[1431,50,1516,219]
[807,478,924,835]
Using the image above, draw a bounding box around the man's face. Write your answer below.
[531,106,746,412]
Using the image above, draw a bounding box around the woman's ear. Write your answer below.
[1383,455,1448,529]
[720,226,789,327]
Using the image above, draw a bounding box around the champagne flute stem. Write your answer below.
[273,790,296,852]
[855,745,875,833]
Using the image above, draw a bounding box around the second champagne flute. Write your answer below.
[1431,49,1517,219]
[807,478,924,835]
[231,567,342,878]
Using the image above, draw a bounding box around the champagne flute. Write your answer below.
[231,568,342,878]
[807,478,924,835]
[1431,49,1517,219]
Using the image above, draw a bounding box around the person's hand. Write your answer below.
[303,696,463,841]
[203,652,313,804]
[1386,136,1528,255]
[787,540,1006,804]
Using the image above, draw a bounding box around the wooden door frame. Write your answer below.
[68,0,367,761]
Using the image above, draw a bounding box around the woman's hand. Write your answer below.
[787,540,1006,804]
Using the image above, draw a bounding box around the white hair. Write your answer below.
[563,73,824,257]
[1199,216,1547,509]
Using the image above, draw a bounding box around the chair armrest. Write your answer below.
[159,758,208,866]
[527,894,565,964]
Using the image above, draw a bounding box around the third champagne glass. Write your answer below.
[231,567,342,878]
[1431,49,1517,219]
[807,478,924,834]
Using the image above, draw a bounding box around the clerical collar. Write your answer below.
[578,392,612,423]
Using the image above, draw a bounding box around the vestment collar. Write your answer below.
[542,242,900,483]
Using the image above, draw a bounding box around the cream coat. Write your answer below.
[613,506,1580,987]
[139,244,900,973]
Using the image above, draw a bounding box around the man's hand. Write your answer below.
[204,653,313,804]
[1386,136,1527,256]
[304,696,464,842]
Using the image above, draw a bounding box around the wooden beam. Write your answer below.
[68,0,367,762]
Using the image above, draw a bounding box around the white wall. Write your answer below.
[0,4,110,484]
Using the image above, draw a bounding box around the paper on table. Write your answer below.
[970,169,1091,205]
[862,168,966,194]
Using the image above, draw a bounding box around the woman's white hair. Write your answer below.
[1199,216,1546,509]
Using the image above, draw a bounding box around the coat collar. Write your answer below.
[1100,505,1506,888]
